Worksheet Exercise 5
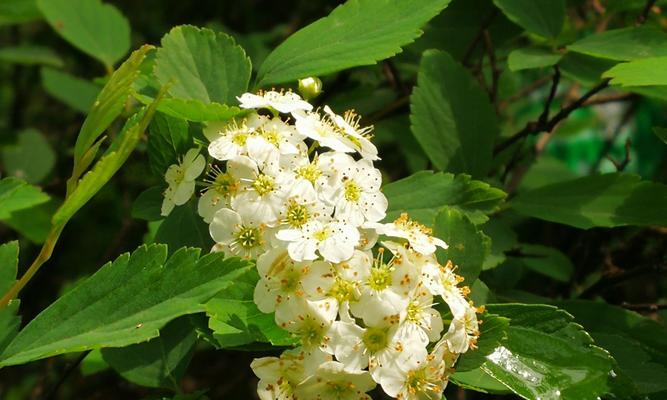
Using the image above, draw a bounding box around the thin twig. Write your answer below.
[43,351,90,400]
[579,263,667,298]
[462,9,498,67]
[583,92,636,106]
[382,60,408,96]
[539,66,561,125]
[606,139,632,171]
[621,302,667,311]
[498,76,551,112]
[590,101,637,173]
[636,0,658,25]
[482,30,500,108]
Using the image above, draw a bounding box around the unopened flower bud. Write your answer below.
[298,76,323,100]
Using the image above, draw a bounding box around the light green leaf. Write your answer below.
[135,95,244,122]
[41,67,100,113]
[512,173,667,229]
[148,113,192,177]
[603,56,667,86]
[411,50,498,177]
[0,245,253,367]
[73,45,152,166]
[102,317,197,390]
[508,48,562,71]
[154,201,213,254]
[433,207,490,284]
[0,45,62,67]
[493,0,565,38]
[0,177,49,220]
[37,0,130,67]
[0,242,20,354]
[456,313,509,371]
[2,129,55,184]
[132,187,164,222]
[518,155,578,192]
[80,349,109,376]
[155,25,251,105]
[383,171,507,227]
[452,368,512,394]
[256,0,452,86]
[557,300,667,396]
[0,301,21,355]
[654,127,667,145]
[568,27,667,61]
[54,97,161,227]
[482,304,613,400]
[510,244,573,282]
[0,0,40,25]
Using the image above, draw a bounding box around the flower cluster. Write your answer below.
[160,89,482,399]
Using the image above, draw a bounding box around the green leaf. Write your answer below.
[603,56,667,87]
[510,244,573,282]
[482,304,613,400]
[0,245,254,367]
[154,201,213,253]
[102,317,197,390]
[411,50,498,177]
[135,95,244,122]
[558,52,617,86]
[451,368,511,394]
[155,25,251,105]
[433,207,490,284]
[512,173,667,229]
[0,242,20,354]
[148,113,192,177]
[557,300,667,395]
[37,0,130,68]
[256,0,452,86]
[2,199,58,244]
[493,0,565,38]
[73,45,152,166]
[53,100,160,227]
[2,129,55,184]
[507,48,562,71]
[80,349,109,376]
[0,45,63,67]
[654,127,667,145]
[0,0,40,25]
[383,171,507,227]
[0,177,49,220]
[132,187,164,222]
[456,313,509,371]
[41,67,100,113]
[568,27,667,61]
[482,217,518,270]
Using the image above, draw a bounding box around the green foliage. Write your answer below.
[102,317,197,390]
[411,50,498,177]
[154,201,213,253]
[511,244,574,282]
[568,26,667,61]
[456,313,510,371]
[508,48,562,71]
[0,0,40,25]
[434,207,490,283]
[0,45,63,67]
[0,177,49,220]
[155,25,251,105]
[1,129,55,184]
[482,304,614,400]
[37,0,130,68]
[256,0,453,86]
[603,56,667,86]
[654,127,667,145]
[0,245,253,366]
[40,68,100,113]
[383,171,506,226]
[132,187,164,222]
[512,173,667,229]
[493,0,565,38]
[0,242,21,354]
[148,113,192,177]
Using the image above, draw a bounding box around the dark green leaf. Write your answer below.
[481,217,518,270]
[511,244,574,282]
[0,0,40,25]
[0,242,20,354]
[603,56,667,86]
[568,27,667,61]
[384,171,507,227]
[2,128,55,184]
[148,113,192,177]
[132,187,165,222]
[154,201,213,253]
[493,0,565,38]
[155,25,251,105]
[41,67,100,113]
[135,95,245,122]
[456,313,509,371]
[102,317,197,390]
[2,199,58,243]
[0,45,63,67]
[411,50,498,177]
[512,173,667,229]
[482,304,613,400]
[80,349,109,376]
[257,0,452,86]
[558,52,617,86]
[0,245,253,366]
[37,0,130,67]
[451,368,512,394]
[0,177,49,220]
[433,207,490,284]
[507,48,562,71]
[654,127,667,145]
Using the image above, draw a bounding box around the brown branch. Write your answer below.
[579,263,667,298]
[498,76,551,112]
[621,302,667,311]
[462,9,498,67]
[382,60,408,96]
[607,139,632,171]
[482,30,500,108]
[637,0,658,25]
[583,92,637,106]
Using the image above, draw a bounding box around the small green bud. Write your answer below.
[298,76,323,100]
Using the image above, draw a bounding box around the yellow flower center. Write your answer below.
[328,276,357,303]
[296,163,322,184]
[212,171,238,196]
[362,327,388,353]
[234,226,262,250]
[252,174,275,195]
[286,201,310,228]
[344,180,361,202]
[368,264,392,291]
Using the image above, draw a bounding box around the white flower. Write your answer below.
[378,344,451,400]
[161,148,205,216]
[294,361,375,400]
[278,179,333,229]
[209,208,267,259]
[323,106,378,161]
[420,260,470,319]
[276,219,359,263]
[368,213,447,255]
[207,115,265,161]
[252,347,330,400]
[396,285,444,346]
[293,110,358,154]
[238,90,313,114]
[197,166,240,223]
[443,305,480,353]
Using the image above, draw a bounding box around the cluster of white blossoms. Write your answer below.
[160,88,482,399]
